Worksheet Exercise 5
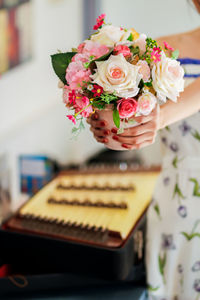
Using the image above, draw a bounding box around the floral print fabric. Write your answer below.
[146,62,200,300]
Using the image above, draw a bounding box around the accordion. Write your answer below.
[0,168,159,280]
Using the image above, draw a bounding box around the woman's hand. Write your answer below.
[116,105,161,149]
[87,114,111,145]
[87,105,162,149]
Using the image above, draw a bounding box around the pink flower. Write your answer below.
[117,98,138,119]
[163,41,174,51]
[75,96,93,118]
[66,61,91,90]
[77,40,109,59]
[137,60,150,82]
[66,115,76,125]
[151,47,161,62]
[96,13,106,23]
[68,90,76,105]
[138,91,157,116]
[93,19,104,31]
[93,14,106,30]
[113,45,131,57]
[77,43,85,53]
[72,53,89,63]
[92,84,103,97]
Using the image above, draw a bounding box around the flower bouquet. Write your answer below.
[51,14,184,150]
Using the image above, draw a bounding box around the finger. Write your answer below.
[91,112,99,120]
[130,105,159,124]
[95,136,108,144]
[135,138,155,149]
[89,119,108,129]
[90,127,110,137]
[121,143,137,150]
[132,114,154,124]
[118,122,156,137]
[114,132,155,145]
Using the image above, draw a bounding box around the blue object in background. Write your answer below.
[19,155,55,195]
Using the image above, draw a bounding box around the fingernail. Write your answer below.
[103,130,110,136]
[122,144,130,149]
[111,128,118,134]
[102,138,108,143]
[92,113,99,120]
[112,135,119,141]
[100,121,106,127]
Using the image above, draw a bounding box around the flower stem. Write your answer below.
[74,102,93,118]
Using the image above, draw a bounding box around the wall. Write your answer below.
[0,0,102,207]
[101,0,200,38]
[2,0,199,206]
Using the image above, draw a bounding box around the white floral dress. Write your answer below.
[146,58,200,300]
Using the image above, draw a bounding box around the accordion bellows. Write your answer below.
[5,170,159,248]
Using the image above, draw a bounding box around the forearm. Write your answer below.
[159,77,200,129]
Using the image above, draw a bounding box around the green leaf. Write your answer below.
[189,178,200,197]
[154,203,161,220]
[100,93,118,104]
[181,231,200,241]
[191,130,200,142]
[113,109,120,128]
[181,232,191,241]
[71,127,79,133]
[165,126,171,132]
[144,80,152,87]
[51,52,76,84]
[130,46,139,56]
[83,61,90,69]
[127,33,133,41]
[92,101,106,110]
[94,49,113,62]
[158,253,166,276]
[173,183,185,199]
[172,156,178,168]
[171,49,179,60]
[148,285,160,292]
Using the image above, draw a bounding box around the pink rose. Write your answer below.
[117,98,138,119]
[113,45,131,57]
[75,96,93,118]
[66,61,91,90]
[77,40,109,59]
[72,53,89,63]
[137,60,150,82]
[138,91,157,116]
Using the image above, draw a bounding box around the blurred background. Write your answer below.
[0,0,199,215]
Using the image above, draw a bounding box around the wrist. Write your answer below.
[158,104,166,130]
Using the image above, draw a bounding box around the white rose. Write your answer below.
[133,34,147,54]
[152,52,184,102]
[116,29,135,47]
[90,54,142,98]
[90,25,125,47]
